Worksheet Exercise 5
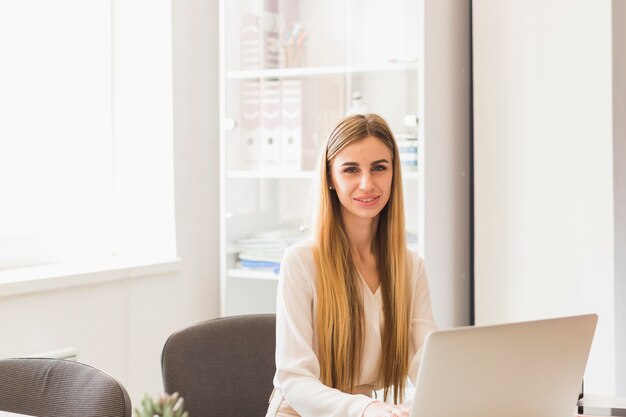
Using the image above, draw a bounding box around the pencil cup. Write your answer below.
[284,45,306,68]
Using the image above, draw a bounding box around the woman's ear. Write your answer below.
[327,169,334,191]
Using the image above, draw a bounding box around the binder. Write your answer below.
[280,80,302,171]
[241,0,281,70]
[260,80,281,171]
[241,8,261,70]
[241,81,261,170]
[261,0,281,68]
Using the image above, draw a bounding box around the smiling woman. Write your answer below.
[0,0,176,273]
[267,114,437,417]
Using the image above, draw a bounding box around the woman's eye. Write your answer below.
[372,164,387,172]
[344,167,359,174]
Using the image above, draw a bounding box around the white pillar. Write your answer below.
[473,0,623,395]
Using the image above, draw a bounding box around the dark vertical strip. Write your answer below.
[612,0,626,396]
[468,0,475,326]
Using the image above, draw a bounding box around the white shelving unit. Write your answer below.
[218,0,470,321]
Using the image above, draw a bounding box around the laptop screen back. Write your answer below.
[411,314,597,417]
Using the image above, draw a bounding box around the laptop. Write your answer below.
[411,314,597,417]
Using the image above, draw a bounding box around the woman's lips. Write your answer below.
[353,195,380,207]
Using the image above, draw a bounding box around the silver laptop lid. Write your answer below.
[411,314,597,417]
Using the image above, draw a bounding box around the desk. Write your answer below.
[577,394,626,416]
[1,396,624,417]
[0,412,34,417]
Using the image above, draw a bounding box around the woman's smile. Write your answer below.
[353,194,381,207]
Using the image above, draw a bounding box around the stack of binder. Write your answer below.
[238,1,304,172]
[234,228,307,274]
[240,80,303,171]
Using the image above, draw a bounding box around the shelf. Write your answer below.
[227,170,315,179]
[226,62,419,80]
[229,245,418,281]
[228,268,279,281]
[227,170,418,180]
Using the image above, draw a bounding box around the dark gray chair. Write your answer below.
[0,357,132,417]
[162,314,276,417]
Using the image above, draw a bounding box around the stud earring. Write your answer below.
[329,185,334,190]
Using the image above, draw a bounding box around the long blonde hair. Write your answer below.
[313,113,410,403]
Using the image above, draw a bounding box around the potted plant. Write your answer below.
[135,392,189,417]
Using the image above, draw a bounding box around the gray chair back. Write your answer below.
[0,357,132,417]
[162,314,276,417]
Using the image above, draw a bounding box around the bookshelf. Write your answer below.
[218,0,462,317]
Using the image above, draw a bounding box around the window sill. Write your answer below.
[0,255,182,298]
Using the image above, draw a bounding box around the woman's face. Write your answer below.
[329,135,393,224]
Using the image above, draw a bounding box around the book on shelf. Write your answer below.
[260,0,281,69]
[233,227,308,274]
[240,8,260,70]
[238,259,281,274]
[396,134,418,171]
[238,249,282,274]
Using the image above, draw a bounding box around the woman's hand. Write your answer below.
[363,401,410,417]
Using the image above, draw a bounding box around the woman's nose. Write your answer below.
[359,173,374,191]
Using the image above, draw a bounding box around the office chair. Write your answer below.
[162,314,276,417]
[0,357,132,417]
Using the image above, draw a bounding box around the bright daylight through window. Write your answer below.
[0,0,176,272]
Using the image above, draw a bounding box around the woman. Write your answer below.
[266,114,437,417]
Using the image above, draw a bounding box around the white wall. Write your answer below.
[0,0,220,406]
[473,0,620,395]
[419,0,472,329]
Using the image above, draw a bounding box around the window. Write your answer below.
[0,0,175,271]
